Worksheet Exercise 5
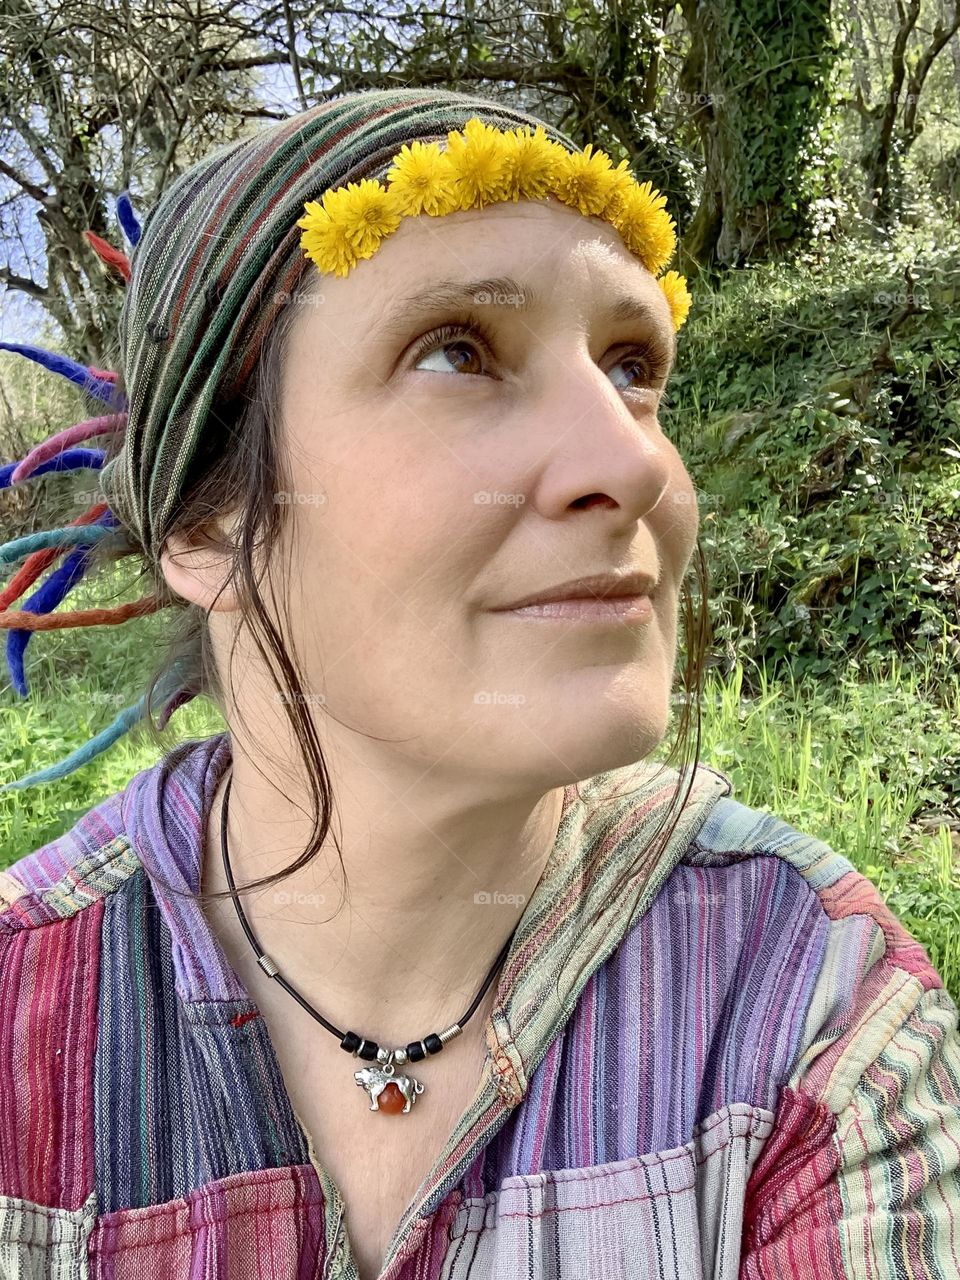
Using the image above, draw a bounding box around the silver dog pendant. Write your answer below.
[354,1061,425,1114]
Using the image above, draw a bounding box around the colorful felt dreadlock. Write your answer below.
[0,87,692,794]
[0,192,192,790]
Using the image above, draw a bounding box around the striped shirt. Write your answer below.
[1,730,959,1278]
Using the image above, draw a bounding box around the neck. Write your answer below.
[200,737,567,1045]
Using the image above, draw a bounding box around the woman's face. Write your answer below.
[267,196,700,786]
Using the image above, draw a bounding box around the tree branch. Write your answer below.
[0,156,49,205]
[0,265,51,301]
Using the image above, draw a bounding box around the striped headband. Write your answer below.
[0,86,689,791]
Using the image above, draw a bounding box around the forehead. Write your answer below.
[291,198,673,344]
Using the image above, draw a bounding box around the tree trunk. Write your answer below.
[678,0,837,268]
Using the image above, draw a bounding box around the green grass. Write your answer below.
[2,626,957,1001]
[693,653,960,1001]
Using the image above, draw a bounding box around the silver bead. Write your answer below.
[257,954,279,977]
[376,1046,391,1064]
[393,1047,408,1064]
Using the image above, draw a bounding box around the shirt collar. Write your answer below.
[124,730,731,1048]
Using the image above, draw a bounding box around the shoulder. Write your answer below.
[0,732,226,934]
[637,780,955,1108]
[682,806,960,1271]
[667,788,958,1133]
[0,778,143,934]
[0,777,147,1215]
[679,789,941,992]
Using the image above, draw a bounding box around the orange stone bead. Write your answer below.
[378,1081,406,1114]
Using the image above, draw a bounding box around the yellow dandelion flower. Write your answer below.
[298,198,325,224]
[332,179,405,258]
[598,158,637,223]
[315,183,357,223]
[385,140,459,216]
[297,122,685,287]
[499,125,563,202]
[444,117,511,210]
[612,180,677,275]
[297,200,361,278]
[658,270,692,332]
[551,142,621,218]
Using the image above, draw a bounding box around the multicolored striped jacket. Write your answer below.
[2,731,959,1278]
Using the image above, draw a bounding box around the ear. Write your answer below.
[159,520,241,613]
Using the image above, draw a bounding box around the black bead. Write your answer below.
[424,1033,443,1055]
[358,1039,379,1061]
[406,1041,426,1062]
[340,1031,361,1054]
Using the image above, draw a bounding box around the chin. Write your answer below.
[484,701,671,785]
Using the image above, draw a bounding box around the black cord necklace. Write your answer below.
[219,768,519,1116]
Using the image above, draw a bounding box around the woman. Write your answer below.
[1,87,958,1280]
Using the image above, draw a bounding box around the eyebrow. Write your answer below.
[371,274,677,364]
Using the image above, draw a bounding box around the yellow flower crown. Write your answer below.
[296,117,692,332]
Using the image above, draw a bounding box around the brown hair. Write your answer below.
[92,291,713,950]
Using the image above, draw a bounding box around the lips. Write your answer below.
[493,570,657,612]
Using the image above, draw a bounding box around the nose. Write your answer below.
[531,342,675,524]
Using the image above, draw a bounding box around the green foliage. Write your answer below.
[694,0,842,248]
[0,559,225,862]
[667,207,960,682]
[0,691,225,861]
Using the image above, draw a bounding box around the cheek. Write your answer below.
[657,460,700,558]
[279,438,499,691]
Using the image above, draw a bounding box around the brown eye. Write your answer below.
[607,339,672,394]
[414,338,485,376]
[409,322,494,377]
